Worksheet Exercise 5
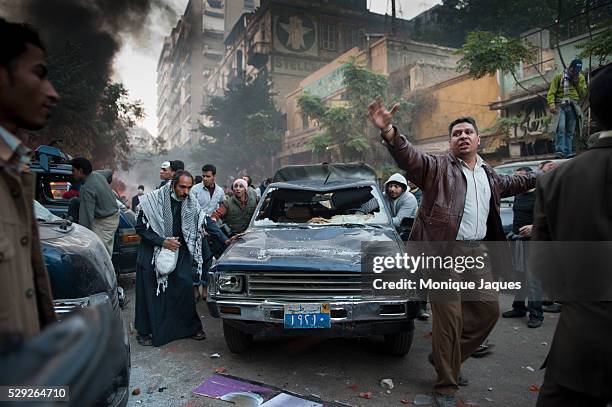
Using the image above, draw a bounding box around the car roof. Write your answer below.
[29,163,72,175]
[494,158,568,169]
[273,163,377,183]
[268,179,378,192]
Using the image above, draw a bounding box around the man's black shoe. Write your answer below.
[502,309,526,318]
[528,316,543,328]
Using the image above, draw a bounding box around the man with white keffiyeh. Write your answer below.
[134,170,207,347]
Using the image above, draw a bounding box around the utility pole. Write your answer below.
[391,0,397,36]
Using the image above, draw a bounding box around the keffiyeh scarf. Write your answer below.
[138,183,203,294]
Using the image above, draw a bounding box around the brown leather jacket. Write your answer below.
[0,165,56,341]
[386,130,536,242]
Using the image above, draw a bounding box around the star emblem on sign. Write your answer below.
[279,16,314,51]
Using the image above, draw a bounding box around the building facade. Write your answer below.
[157,0,255,149]
[205,0,413,111]
[281,37,461,166]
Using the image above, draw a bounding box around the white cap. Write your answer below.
[161,161,171,169]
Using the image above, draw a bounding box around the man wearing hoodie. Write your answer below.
[358,172,418,229]
[383,173,418,228]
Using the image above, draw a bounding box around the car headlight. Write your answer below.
[217,274,244,293]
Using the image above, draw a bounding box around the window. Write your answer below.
[345,28,360,50]
[253,186,389,226]
[321,23,336,51]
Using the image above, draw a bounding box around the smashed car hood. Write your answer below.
[215,226,402,272]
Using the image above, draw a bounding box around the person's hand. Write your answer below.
[519,225,533,237]
[310,217,330,224]
[163,237,180,251]
[549,105,556,114]
[368,97,400,143]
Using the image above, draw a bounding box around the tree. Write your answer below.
[578,22,612,65]
[457,31,537,81]
[195,71,284,179]
[34,43,144,169]
[297,58,414,166]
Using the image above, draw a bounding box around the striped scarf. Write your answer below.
[138,182,203,294]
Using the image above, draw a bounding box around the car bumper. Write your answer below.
[208,298,419,336]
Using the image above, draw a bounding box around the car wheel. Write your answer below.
[222,320,253,354]
[383,319,415,356]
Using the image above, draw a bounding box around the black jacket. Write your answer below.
[533,135,612,398]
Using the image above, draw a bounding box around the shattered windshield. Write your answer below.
[253,185,389,226]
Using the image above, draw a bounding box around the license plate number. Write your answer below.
[284,303,330,329]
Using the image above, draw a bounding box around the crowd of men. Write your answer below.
[1,16,611,407]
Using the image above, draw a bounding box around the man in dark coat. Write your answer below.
[134,170,206,347]
[533,64,612,406]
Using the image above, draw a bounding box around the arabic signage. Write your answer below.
[272,55,326,76]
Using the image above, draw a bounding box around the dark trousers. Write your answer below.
[536,377,610,407]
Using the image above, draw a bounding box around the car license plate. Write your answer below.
[284,303,330,329]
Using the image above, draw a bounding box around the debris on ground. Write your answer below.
[158,387,167,392]
[358,391,373,399]
[541,342,548,346]
[413,394,433,406]
[131,388,141,396]
[210,353,221,359]
[526,366,535,372]
[484,397,494,402]
[423,331,433,339]
[146,374,162,394]
[400,399,410,404]
[488,387,493,391]
[529,384,540,392]
[380,379,394,390]
[214,367,227,374]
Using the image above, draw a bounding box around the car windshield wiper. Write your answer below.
[335,223,383,229]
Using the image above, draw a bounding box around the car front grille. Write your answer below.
[247,272,370,299]
[53,298,89,320]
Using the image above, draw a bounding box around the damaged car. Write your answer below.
[208,163,419,355]
[35,201,130,407]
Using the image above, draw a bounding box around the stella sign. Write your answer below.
[274,14,317,56]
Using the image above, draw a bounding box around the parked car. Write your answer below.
[208,163,420,355]
[30,146,139,274]
[35,201,130,406]
[494,158,568,235]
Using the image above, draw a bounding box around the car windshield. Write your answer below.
[34,200,60,222]
[253,185,389,227]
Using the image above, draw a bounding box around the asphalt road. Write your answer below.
[120,277,558,407]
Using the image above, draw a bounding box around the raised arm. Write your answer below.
[368,98,439,190]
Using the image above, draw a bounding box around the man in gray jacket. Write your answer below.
[358,173,418,229]
[70,157,119,255]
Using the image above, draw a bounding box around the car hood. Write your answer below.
[215,226,401,272]
[38,221,116,299]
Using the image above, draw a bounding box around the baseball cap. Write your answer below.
[161,161,171,169]
[570,58,583,72]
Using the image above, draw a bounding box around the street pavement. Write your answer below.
[121,276,557,407]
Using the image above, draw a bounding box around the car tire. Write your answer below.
[383,320,414,356]
[222,320,253,354]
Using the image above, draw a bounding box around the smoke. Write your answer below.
[3,0,182,85]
